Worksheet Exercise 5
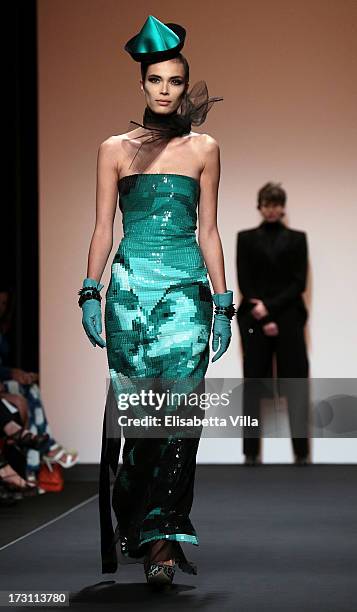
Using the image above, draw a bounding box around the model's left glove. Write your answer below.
[78,277,106,348]
[211,290,236,363]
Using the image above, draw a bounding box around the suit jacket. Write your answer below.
[236,221,308,325]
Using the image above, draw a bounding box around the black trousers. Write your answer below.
[237,308,310,458]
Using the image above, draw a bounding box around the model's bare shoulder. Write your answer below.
[201,133,219,149]
[100,134,128,150]
[191,133,220,172]
[189,131,218,143]
[98,135,122,155]
[191,132,219,155]
[98,136,127,176]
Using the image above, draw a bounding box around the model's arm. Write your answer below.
[86,138,119,282]
[197,135,227,294]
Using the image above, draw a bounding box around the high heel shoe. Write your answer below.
[144,540,176,587]
[5,427,50,451]
[144,558,176,587]
[42,443,78,469]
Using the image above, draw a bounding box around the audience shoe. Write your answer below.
[6,428,50,451]
[0,458,40,497]
[42,443,79,469]
[294,456,310,466]
[244,454,261,466]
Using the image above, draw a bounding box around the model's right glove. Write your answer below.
[211,290,236,363]
[78,277,106,348]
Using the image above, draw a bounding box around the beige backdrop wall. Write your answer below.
[38,0,357,463]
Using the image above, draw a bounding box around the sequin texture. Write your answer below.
[102,173,213,572]
[105,173,213,397]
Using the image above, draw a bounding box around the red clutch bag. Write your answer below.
[38,462,64,492]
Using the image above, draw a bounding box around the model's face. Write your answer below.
[140,59,188,114]
[259,200,285,222]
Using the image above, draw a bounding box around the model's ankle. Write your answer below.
[149,539,175,564]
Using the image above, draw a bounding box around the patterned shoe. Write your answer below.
[144,559,176,587]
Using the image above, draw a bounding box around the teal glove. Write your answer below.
[80,277,106,348]
[211,290,234,363]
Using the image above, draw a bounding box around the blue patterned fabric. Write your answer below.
[105,173,212,397]
[100,173,213,574]
[3,381,55,474]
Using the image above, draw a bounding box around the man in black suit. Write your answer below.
[236,182,310,465]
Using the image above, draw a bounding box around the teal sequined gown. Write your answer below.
[99,173,213,574]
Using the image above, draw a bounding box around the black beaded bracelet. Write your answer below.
[78,286,100,295]
[78,287,102,308]
[214,304,237,320]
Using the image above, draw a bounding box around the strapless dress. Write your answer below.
[99,173,213,575]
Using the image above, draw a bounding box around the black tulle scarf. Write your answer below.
[126,80,223,171]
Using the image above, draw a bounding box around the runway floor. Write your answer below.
[1,464,357,611]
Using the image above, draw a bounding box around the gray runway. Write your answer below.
[1,465,357,611]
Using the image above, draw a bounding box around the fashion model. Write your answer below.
[79,16,236,587]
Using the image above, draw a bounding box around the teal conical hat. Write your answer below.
[124,15,186,63]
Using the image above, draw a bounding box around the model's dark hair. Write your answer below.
[140,52,190,84]
[257,182,287,208]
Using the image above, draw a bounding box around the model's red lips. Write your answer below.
[156,100,171,103]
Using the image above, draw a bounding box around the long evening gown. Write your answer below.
[99,172,213,574]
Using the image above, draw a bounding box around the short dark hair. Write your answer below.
[257,182,287,208]
[140,52,190,83]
